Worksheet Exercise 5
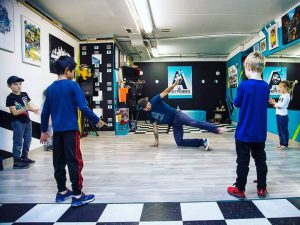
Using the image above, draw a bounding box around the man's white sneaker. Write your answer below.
[203,138,210,151]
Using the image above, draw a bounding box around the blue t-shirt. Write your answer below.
[41,79,99,132]
[148,94,177,124]
[234,79,269,142]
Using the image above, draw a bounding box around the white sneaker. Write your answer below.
[203,138,210,151]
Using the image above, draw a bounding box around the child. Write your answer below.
[227,52,269,199]
[6,76,39,169]
[40,56,107,207]
[269,80,295,149]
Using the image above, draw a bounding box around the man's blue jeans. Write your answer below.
[172,111,218,147]
[11,121,32,160]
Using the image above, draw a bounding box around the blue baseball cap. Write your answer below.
[7,76,24,85]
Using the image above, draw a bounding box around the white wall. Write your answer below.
[0,0,79,152]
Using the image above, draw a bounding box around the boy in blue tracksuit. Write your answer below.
[227,52,269,199]
[40,56,106,207]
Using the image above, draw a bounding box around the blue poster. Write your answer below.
[168,66,192,99]
[263,67,287,98]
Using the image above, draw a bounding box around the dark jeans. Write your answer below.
[235,140,268,191]
[11,121,32,161]
[172,111,218,147]
[53,131,83,195]
[276,115,289,147]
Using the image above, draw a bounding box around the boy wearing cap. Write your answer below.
[40,56,107,207]
[137,79,222,149]
[6,76,39,169]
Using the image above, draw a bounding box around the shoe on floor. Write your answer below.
[203,138,210,151]
[257,188,267,198]
[71,193,95,207]
[279,145,288,150]
[21,156,35,164]
[55,189,73,203]
[13,160,30,169]
[227,185,245,199]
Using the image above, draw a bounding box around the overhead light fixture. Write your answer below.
[151,48,159,57]
[216,70,220,76]
[132,0,153,33]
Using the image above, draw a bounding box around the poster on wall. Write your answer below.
[268,23,279,51]
[92,54,102,65]
[168,66,192,99]
[260,38,267,52]
[228,65,238,88]
[21,15,41,66]
[263,67,287,98]
[0,0,14,52]
[253,43,259,52]
[282,5,300,45]
[49,34,74,73]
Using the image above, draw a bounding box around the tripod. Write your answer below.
[81,115,99,137]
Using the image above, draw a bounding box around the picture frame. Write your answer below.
[0,0,14,52]
[282,5,300,45]
[114,44,119,70]
[268,23,279,51]
[260,38,267,52]
[21,15,41,66]
[253,43,259,52]
[49,34,74,73]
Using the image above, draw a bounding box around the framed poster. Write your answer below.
[268,23,279,51]
[228,65,238,88]
[260,38,267,52]
[0,0,14,52]
[114,44,119,69]
[263,67,287,98]
[282,5,300,45]
[21,15,41,66]
[168,66,192,99]
[253,43,259,52]
[49,34,74,73]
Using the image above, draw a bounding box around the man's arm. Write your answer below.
[160,79,180,99]
[150,121,159,147]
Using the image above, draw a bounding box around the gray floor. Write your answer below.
[0,131,300,203]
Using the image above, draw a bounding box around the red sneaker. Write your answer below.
[257,188,267,198]
[227,186,245,199]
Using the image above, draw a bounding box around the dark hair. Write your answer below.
[55,56,76,75]
[280,80,296,99]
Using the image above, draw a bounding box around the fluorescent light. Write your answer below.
[133,0,153,33]
[151,48,159,57]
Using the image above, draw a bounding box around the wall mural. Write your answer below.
[49,34,74,73]
[0,0,14,52]
[21,15,41,66]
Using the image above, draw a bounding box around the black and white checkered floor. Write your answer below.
[134,123,236,134]
[1,198,300,224]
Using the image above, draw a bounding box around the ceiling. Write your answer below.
[25,0,300,61]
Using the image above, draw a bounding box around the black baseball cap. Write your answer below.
[137,97,149,110]
[7,76,24,85]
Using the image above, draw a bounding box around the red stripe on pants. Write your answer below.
[75,131,84,192]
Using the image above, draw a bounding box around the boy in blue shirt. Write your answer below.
[40,56,107,207]
[227,52,269,199]
[137,79,221,149]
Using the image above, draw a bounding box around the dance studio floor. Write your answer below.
[0,128,300,224]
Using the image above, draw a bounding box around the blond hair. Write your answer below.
[280,80,296,99]
[244,52,266,73]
